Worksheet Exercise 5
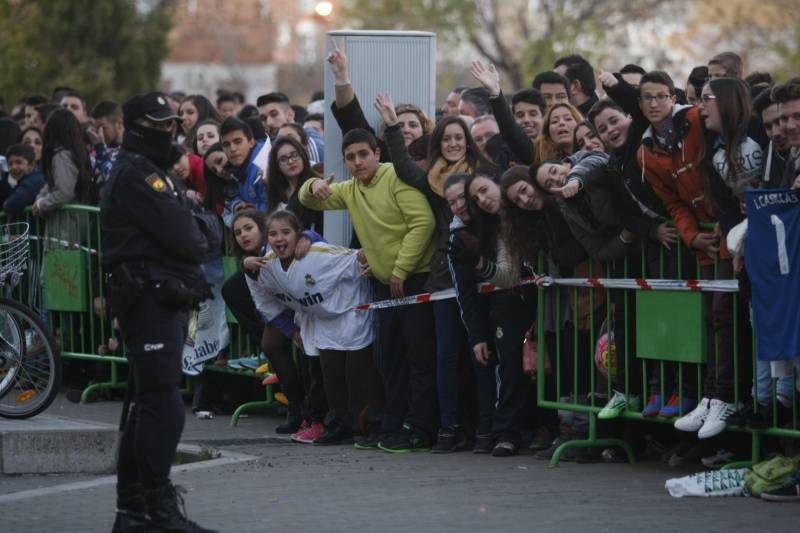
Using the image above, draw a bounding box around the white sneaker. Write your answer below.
[698,399,735,439]
[674,397,710,432]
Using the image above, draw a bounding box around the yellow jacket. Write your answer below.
[299,163,435,284]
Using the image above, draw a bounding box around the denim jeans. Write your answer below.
[753,359,794,406]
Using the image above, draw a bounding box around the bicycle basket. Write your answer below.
[0,222,30,287]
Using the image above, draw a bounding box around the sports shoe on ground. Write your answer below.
[535,438,560,460]
[275,409,302,434]
[431,426,469,454]
[528,427,552,451]
[659,394,696,418]
[313,423,353,446]
[598,390,628,420]
[378,424,431,454]
[674,397,710,432]
[255,363,270,375]
[472,434,493,454]
[491,441,517,457]
[761,479,800,502]
[697,399,735,439]
[353,432,384,450]
[701,449,736,469]
[291,421,325,444]
[641,394,662,417]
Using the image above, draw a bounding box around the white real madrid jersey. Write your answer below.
[246,244,374,351]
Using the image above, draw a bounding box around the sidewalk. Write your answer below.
[1,393,796,533]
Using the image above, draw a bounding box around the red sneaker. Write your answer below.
[291,422,325,444]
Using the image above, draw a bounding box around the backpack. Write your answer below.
[744,455,800,497]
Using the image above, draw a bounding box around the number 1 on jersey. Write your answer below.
[770,214,790,275]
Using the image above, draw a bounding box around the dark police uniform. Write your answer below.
[102,92,216,533]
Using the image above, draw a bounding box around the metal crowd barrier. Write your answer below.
[1,205,278,423]
[534,230,799,467]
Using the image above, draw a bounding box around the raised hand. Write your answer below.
[597,71,618,89]
[470,60,501,97]
[373,92,399,127]
[327,38,350,84]
[312,174,336,200]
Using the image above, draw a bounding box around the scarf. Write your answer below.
[427,157,471,197]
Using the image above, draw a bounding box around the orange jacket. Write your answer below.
[637,105,727,265]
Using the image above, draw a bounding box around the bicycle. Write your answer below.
[0,222,61,419]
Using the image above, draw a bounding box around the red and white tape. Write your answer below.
[354,276,739,311]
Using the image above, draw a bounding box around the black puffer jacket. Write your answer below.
[558,150,632,263]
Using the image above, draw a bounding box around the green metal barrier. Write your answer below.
[535,229,799,467]
[2,205,280,417]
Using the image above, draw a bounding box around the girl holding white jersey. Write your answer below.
[246,210,384,444]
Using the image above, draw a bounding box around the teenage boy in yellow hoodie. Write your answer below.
[300,128,438,452]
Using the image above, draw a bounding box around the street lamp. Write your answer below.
[314,1,333,17]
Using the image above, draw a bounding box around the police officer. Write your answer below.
[102,92,217,533]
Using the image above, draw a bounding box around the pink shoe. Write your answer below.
[291,422,324,444]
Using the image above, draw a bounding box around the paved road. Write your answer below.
[1,394,797,532]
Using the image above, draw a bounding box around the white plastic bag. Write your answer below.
[665,468,749,498]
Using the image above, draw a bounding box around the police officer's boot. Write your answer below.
[275,405,303,434]
[145,483,218,533]
[111,483,150,533]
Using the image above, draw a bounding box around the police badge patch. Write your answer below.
[145,174,167,192]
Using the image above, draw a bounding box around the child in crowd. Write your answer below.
[230,209,327,441]
[246,210,384,444]
[0,144,45,217]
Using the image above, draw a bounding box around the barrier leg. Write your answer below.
[59,353,128,404]
[722,430,761,470]
[549,412,636,467]
[230,384,279,427]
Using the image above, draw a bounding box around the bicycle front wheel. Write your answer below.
[0,298,61,418]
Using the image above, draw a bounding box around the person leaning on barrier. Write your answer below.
[100,91,219,533]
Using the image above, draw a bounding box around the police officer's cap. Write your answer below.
[123,92,180,127]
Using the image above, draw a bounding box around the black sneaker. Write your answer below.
[431,426,468,454]
[535,438,576,461]
[472,434,493,454]
[491,441,517,457]
[354,432,384,450]
[275,410,303,434]
[313,423,353,446]
[377,424,431,454]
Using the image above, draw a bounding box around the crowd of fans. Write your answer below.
[1,44,799,473]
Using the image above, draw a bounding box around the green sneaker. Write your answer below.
[598,391,628,419]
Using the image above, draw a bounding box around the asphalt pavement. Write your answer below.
[1,393,797,533]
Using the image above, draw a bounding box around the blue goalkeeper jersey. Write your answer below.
[745,189,800,361]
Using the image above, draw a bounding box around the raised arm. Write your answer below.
[471,60,535,164]
[374,93,430,195]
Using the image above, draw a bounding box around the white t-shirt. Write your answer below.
[246,243,374,351]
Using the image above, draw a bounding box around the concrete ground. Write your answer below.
[1,393,798,533]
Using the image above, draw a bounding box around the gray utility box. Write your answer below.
[322,30,437,246]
